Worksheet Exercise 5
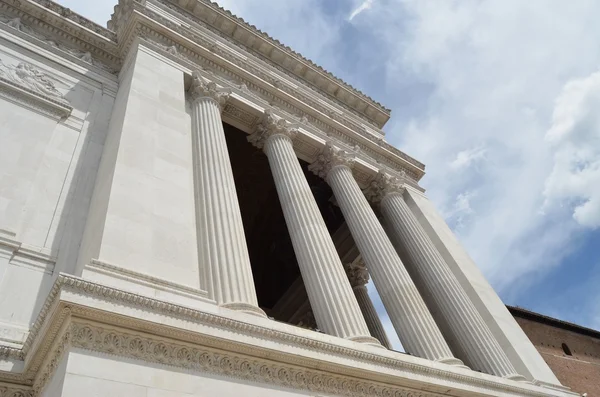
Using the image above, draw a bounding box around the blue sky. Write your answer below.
[56,0,600,350]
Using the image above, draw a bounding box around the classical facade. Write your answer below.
[0,0,582,396]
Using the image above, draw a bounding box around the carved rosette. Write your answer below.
[344,260,370,288]
[363,171,405,203]
[189,70,230,109]
[247,110,298,149]
[308,142,355,179]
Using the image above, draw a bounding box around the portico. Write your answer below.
[0,0,574,395]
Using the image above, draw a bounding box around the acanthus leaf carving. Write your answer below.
[189,70,230,109]
[247,110,298,149]
[308,141,356,179]
[363,170,405,203]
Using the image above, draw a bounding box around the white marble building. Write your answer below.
[0,0,580,396]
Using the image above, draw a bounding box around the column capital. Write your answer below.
[190,70,230,108]
[308,142,355,179]
[363,170,405,203]
[247,110,298,149]
[344,260,370,288]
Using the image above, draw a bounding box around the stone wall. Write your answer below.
[511,307,600,396]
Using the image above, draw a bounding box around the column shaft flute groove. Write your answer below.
[322,162,459,364]
[249,112,379,345]
[353,284,393,349]
[380,187,523,380]
[190,72,263,316]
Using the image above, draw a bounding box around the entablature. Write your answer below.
[0,0,426,182]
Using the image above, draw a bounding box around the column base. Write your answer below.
[504,373,529,383]
[436,356,469,369]
[348,335,385,348]
[220,302,267,317]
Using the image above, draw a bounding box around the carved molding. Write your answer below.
[247,109,298,149]
[189,69,230,108]
[363,171,406,203]
[0,275,577,397]
[0,15,116,73]
[308,142,356,179]
[0,58,71,119]
[67,321,439,397]
[0,384,33,397]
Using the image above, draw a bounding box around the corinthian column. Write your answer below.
[189,71,264,316]
[309,144,461,365]
[368,171,523,380]
[248,111,379,346]
[345,261,393,349]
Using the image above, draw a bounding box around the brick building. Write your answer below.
[510,306,600,396]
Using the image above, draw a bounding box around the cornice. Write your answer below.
[0,0,426,181]
[115,0,391,127]
[0,0,120,72]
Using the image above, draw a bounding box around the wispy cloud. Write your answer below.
[450,145,487,170]
[348,0,374,21]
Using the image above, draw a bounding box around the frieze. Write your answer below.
[69,322,438,397]
[222,102,259,130]
[118,3,424,177]
[0,15,117,73]
[0,2,120,69]
[0,58,72,118]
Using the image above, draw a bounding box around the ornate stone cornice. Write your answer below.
[247,110,298,149]
[363,171,406,203]
[345,260,370,288]
[308,142,356,179]
[189,69,230,108]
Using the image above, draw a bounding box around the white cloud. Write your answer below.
[543,70,600,228]
[449,145,487,170]
[362,0,600,296]
[349,0,374,21]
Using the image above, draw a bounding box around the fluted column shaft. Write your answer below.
[189,72,263,316]
[316,154,459,363]
[379,185,522,379]
[248,112,379,345]
[345,261,393,349]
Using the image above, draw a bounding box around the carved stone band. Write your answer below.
[247,110,298,149]
[308,142,355,179]
[189,70,230,109]
[363,171,405,203]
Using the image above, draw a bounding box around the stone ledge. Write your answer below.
[0,274,580,397]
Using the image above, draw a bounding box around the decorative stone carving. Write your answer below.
[0,59,66,103]
[247,109,298,149]
[308,142,356,179]
[344,261,369,288]
[363,171,405,203]
[68,322,442,397]
[189,70,230,108]
[0,14,115,73]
